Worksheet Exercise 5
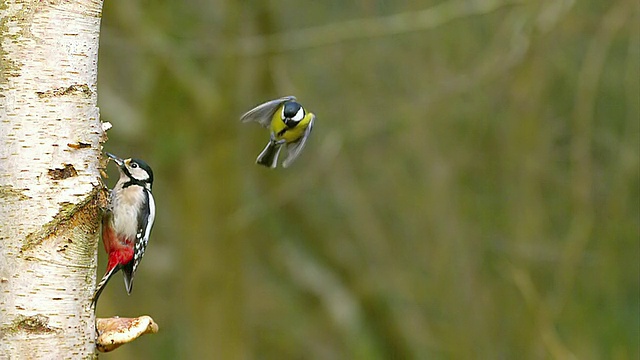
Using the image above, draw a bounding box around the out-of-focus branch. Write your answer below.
[558,0,632,313]
[109,1,221,118]
[509,266,577,360]
[238,0,523,55]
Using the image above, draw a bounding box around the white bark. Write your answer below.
[0,0,105,358]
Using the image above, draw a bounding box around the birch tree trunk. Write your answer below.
[0,0,105,358]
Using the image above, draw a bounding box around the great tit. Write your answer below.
[241,96,315,168]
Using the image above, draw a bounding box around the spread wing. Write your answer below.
[240,96,296,128]
[283,114,315,168]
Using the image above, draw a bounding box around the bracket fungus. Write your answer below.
[96,316,158,352]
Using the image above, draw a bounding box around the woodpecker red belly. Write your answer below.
[102,215,134,276]
[92,213,135,306]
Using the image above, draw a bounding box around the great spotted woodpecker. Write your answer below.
[92,153,155,306]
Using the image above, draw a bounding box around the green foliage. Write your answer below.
[96,0,639,358]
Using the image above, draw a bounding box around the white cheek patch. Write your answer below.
[129,167,149,181]
[292,107,305,121]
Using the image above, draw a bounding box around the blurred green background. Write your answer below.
[95,0,639,358]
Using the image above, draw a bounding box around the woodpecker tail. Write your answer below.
[122,261,135,295]
[256,141,282,168]
[91,265,119,307]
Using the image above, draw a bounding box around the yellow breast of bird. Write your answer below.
[270,111,312,143]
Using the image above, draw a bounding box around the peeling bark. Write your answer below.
[0,0,105,358]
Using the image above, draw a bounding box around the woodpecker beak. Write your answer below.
[106,153,125,167]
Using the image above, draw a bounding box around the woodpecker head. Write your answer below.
[107,153,154,189]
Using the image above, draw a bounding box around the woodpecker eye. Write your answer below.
[131,163,138,168]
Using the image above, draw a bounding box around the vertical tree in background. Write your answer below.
[0,0,105,357]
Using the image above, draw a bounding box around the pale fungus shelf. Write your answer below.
[95,316,159,352]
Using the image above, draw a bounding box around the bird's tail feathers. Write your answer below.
[91,265,120,307]
[256,141,282,168]
[122,262,135,295]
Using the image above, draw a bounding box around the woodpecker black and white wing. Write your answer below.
[123,189,155,294]
[283,114,315,168]
[240,96,296,128]
[134,190,155,272]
